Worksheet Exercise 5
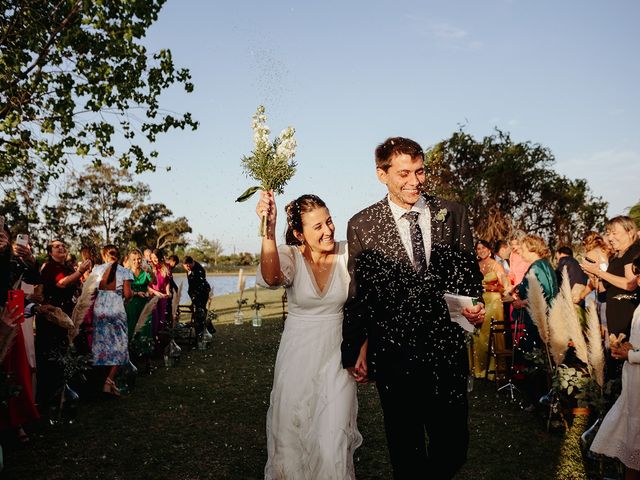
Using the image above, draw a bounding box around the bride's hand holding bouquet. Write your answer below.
[256,190,278,239]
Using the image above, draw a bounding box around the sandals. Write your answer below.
[103,378,121,397]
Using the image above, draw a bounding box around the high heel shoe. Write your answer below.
[103,378,121,397]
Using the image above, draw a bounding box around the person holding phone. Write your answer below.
[36,239,91,410]
[582,216,640,379]
[0,224,41,443]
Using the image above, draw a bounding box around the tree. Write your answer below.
[194,234,224,266]
[43,164,191,248]
[424,129,608,248]
[153,217,191,251]
[628,201,640,229]
[125,202,173,248]
[1,0,197,195]
[42,163,148,248]
[124,202,191,251]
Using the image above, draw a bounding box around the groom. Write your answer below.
[341,137,484,479]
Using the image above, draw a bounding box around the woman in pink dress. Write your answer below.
[148,249,171,349]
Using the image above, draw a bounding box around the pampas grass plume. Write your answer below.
[558,267,589,365]
[585,298,605,387]
[135,296,158,333]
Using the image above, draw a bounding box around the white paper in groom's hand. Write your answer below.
[443,293,476,333]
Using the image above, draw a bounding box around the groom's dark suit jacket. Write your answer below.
[341,194,482,398]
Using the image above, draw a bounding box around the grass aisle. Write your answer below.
[4,289,581,479]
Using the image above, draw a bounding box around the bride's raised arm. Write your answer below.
[257,190,285,287]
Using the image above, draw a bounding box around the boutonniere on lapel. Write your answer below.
[434,208,448,222]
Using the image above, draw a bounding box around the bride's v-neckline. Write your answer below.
[297,244,339,298]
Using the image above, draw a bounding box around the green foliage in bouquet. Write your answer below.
[236,105,297,235]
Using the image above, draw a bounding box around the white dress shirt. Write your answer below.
[387,195,432,268]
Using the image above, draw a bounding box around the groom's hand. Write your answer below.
[462,303,485,327]
[348,366,369,383]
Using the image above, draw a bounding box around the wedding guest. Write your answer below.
[90,245,133,396]
[123,249,154,361]
[555,246,588,306]
[582,217,640,340]
[341,137,484,479]
[508,230,531,288]
[512,234,558,408]
[148,249,171,349]
[36,239,91,410]
[577,231,613,339]
[472,240,508,379]
[166,254,179,326]
[0,226,40,443]
[494,239,511,276]
[590,256,640,480]
[582,216,640,378]
[256,191,362,479]
[167,254,180,293]
[182,256,212,337]
[79,245,96,284]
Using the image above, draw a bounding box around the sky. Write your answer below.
[135,0,640,254]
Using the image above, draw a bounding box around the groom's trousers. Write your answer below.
[376,369,469,480]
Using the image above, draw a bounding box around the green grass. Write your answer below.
[2,288,593,479]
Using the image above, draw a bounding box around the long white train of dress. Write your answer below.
[590,305,640,470]
[260,242,362,479]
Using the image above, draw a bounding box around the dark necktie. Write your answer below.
[404,211,427,274]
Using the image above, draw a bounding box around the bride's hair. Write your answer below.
[284,194,327,246]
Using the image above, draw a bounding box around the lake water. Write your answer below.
[176,274,256,303]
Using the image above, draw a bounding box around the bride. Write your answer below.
[256,191,363,479]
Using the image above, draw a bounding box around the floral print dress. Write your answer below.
[91,263,133,366]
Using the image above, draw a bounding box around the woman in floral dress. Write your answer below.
[91,245,133,396]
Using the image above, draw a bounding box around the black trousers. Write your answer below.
[376,370,469,480]
[191,294,210,336]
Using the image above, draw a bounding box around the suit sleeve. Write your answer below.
[341,220,368,369]
[441,202,483,298]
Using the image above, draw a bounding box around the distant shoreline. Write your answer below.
[173,267,257,277]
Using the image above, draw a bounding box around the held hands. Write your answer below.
[462,303,485,327]
[348,340,369,383]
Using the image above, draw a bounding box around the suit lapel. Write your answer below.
[423,195,444,244]
[372,198,413,268]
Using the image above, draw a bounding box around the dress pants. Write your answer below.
[376,369,469,480]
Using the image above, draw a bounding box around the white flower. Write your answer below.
[276,127,297,160]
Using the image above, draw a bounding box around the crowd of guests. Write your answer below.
[0,224,213,451]
[2,212,639,476]
[471,215,640,479]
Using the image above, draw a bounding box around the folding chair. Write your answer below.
[485,318,514,388]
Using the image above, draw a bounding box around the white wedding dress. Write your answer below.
[258,241,362,480]
[590,305,640,470]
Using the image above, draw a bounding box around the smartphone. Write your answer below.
[6,289,25,324]
[15,233,29,247]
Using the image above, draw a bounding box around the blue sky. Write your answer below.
[137,0,640,254]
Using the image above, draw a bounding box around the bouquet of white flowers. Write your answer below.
[236,105,297,236]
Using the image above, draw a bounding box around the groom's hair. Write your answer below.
[375,137,424,171]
